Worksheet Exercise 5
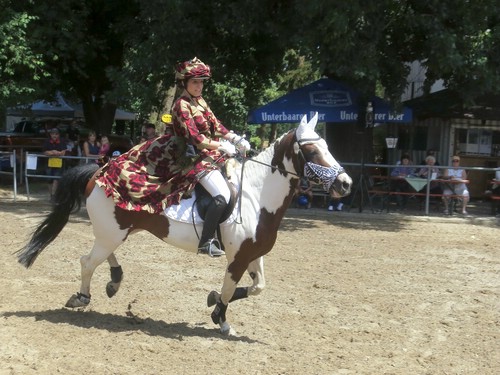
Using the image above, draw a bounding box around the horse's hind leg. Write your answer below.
[65,239,119,308]
[106,253,123,298]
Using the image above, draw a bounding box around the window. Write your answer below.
[458,128,493,155]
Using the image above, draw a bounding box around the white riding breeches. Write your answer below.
[199,170,231,204]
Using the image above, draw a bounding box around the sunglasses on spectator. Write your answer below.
[452,159,460,162]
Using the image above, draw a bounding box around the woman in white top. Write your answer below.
[442,155,469,214]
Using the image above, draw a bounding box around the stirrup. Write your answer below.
[198,239,225,257]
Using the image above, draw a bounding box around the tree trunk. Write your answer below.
[81,95,117,136]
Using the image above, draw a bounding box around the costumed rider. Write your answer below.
[172,57,250,257]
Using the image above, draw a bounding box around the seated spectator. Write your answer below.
[296,177,313,209]
[420,149,440,166]
[484,167,500,215]
[417,155,442,195]
[390,154,415,209]
[442,156,469,215]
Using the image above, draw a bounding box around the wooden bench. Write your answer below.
[489,195,500,215]
[311,184,329,207]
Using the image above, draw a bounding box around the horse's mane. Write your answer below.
[250,129,294,164]
[229,130,296,187]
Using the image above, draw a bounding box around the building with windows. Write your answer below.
[395,61,500,197]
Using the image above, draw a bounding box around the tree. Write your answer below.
[2,0,499,149]
[0,2,47,107]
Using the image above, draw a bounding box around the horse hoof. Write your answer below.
[106,282,118,298]
[65,293,90,308]
[207,290,220,307]
[220,322,235,336]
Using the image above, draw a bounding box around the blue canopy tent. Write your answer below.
[247,78,412,124]
[7,92,75,118]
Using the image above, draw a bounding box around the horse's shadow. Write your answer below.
[2,308,262,344]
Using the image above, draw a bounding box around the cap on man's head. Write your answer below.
[144,123,155,129]
[49,128,60,134]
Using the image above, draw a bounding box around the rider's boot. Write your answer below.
[198,195,227,257]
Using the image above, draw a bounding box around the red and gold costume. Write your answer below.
[96,58,229,214]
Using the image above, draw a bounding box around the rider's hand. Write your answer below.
[230,134,251,151]
[218,141,236,156]
[237,139,251,151]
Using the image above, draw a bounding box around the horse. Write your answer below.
[17,112,352,335]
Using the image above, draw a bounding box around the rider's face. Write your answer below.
[186,78,204,97]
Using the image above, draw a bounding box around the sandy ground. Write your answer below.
[0,193,499,375]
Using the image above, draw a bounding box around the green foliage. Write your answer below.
[1,0,500,135]
[0,3,47,106]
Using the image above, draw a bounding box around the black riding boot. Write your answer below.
[198,194,227,257]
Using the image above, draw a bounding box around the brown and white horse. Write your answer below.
[17,113,352,335]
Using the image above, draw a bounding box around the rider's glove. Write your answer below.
[218,141,236,156]
[230,134,251,151]
[238,139,251,151]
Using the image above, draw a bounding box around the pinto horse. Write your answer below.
[17,113,352,335]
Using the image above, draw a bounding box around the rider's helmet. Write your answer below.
[175,57,211,81]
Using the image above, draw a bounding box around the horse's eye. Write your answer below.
[304,150,318,160]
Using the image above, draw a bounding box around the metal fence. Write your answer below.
[2,150,499,216]
[24,152,99,201]
[0,150,17,201]
[342,162,499,215]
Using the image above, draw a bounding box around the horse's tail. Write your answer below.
[16,163,100,268]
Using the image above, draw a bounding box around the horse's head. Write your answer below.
[295,112,352,198]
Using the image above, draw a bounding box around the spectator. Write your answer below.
[98,135,111,166]
[420,149,440,166]
[417,155,442,195]
[143,123,157,141]
[417,155,439,179]
[390,154,415,209]
[484,167,500,215]
[99,135,110,157]
[296,177,313,209]
[442,156,469,215]
[83,131,101,158]
[65,120,80,156]
[161,114,174,136]
[42,128,67,202]
[328,198,344,211]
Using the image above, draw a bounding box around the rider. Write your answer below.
[172,57,250,257]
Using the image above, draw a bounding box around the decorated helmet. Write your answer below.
[175,57,211,80]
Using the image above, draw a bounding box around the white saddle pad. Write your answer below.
[164,191,237,225]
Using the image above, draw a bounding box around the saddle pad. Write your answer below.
[164,192,237,225]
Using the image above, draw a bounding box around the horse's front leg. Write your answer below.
[210,270,240,336]
[209,257,264,336]
[207,256,265,306]
[105,253,123,298]
[65,240,116,308]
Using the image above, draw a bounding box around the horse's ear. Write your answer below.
[309,112,318,129]
[297,112,318,142]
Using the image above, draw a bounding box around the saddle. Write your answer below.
[164,158,240,225]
